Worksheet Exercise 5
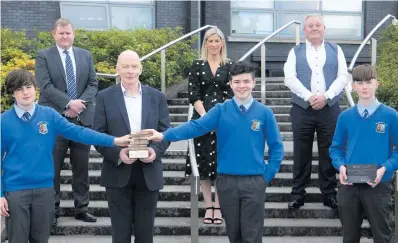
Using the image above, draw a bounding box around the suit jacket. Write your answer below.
[93,84,170,191]
[35,45,98,126]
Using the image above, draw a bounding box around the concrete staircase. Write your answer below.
[50,78,373,242]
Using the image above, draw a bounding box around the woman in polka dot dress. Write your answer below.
[186,27,233,225]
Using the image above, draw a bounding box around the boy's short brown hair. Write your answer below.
[5,69,38,94]
[352,64,377,82]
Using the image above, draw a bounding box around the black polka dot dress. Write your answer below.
[185,59,234,180]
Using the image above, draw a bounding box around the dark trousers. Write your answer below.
[290,104,339,199]
[53,134,90,216]
[216,175,266,243]
[338,183,392,243]
[53,118,90,216]
[106,162,159,243]
[5,188,54,243]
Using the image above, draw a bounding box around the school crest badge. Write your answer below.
[37,121,49,135]
[251,120,261,131]
[375,122,386,134]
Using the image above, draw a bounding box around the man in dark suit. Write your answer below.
[93,50,170,243]
[35,18,98,225]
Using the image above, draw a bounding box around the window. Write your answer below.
[231,11,273,35]
[60,1,155,30]
[231,0,363,40]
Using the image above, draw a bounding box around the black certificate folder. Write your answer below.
[346,164,378,184]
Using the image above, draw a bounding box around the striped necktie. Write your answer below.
[363,109,369,118]
[239,105,246,113]
[64,50,77,99]
[22,112,31,121]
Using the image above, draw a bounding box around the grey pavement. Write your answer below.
[48,235,373,243]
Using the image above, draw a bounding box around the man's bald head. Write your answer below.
[117,50,141,66]
[116,50,143,85]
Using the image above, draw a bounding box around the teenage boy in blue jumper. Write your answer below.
[0,69,132,243]
[330,64,398,243]
[145,61,284,243]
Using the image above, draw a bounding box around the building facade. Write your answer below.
[2,0,397,76]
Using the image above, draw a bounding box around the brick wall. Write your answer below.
[364,1,398,38]
[1,1,60,36]
[156,1,189,30]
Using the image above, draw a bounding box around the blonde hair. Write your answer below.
[200,27,228,65]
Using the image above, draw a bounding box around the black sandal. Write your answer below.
[203,207,214,224]
[213,207,223,225]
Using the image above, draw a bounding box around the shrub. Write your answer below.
[1,27,197,112]
[376,24,398,109]
[32,27,197,88]
[1,30,36,112]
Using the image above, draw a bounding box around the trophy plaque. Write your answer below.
[346,164,377,184]
[129,131,149,159]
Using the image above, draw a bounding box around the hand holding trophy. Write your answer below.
[128,131,150,159]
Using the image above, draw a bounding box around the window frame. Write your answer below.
[60,1,155,31]
[230,0,364,40]
[109,4,155,30]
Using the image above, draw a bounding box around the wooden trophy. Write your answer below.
[129,131,149,159]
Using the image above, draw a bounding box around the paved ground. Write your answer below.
[47,235,374,243]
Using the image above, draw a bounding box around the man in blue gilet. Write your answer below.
[283,14,348,210]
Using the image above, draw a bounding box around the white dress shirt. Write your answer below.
[283,40,348,101]
[122,83,142,133]
[56,45,77,79]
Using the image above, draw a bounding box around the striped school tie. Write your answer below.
[363,109,369,118]
[64,50,77,99]
[22,112,31,121]
[239,105,246,113]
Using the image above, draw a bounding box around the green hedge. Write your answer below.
[1,27,197,112]
[376,24,398,109]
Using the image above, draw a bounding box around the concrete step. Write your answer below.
[60,185,329,202]
[169,120,293,133]
[58,200,339,219]
[52,217,371,237]
[60,170,331,187]
[66,146,319,160]
[253,83,290,91]
[169,113,292,122]
[48,235,374,243]
[168,105,293,114]
[168,105,348,114]
[255,77,285,82]
[63,159,320,173]
[178,90,291,99]
[69,141,319,159]
[167,98,292,106]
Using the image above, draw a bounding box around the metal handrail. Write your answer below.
[239,20,302,104]
[187,105,200,177]
[344,14,397,107]
[396,172,398,241]
[187,104,200,243]
[97,72,117,79]
[142,24,215,92]
[140,25,216,61]
[97,25,217,91]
